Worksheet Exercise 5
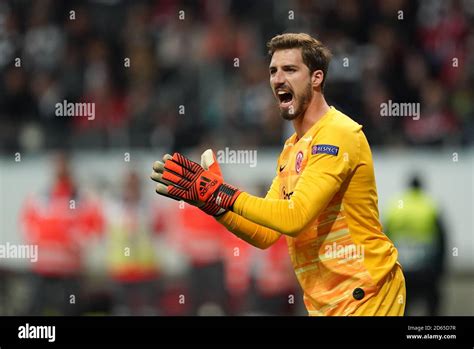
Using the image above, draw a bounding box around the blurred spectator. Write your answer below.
[20,151,104,315]
[221,229,252,315]
[23,1,64,72]
[404,80,460,146]
[384,174,446,316]
[104,171,161,315]
[0,67,36,150]
[167,204,228,315]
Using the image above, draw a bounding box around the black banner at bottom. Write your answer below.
[0,316,472,347]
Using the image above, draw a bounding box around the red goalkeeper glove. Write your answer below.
[151,150,240,215]
[161,150,241,209]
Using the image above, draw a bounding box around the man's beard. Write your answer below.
[280,83,313,121]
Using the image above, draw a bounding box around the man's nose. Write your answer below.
[271,70,286,86]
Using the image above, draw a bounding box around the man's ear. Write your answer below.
[311,70,324,88]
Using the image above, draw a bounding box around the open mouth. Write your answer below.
[277,90,294,108]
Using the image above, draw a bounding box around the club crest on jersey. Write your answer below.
[312,144,339,156]
[295,151,304,173]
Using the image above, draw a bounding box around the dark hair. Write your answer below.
[267,33,332,90]
[409,175,423,190]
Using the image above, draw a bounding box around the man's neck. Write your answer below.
[293,94,330,140]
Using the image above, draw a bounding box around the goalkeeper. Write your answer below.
[151,33,406,316]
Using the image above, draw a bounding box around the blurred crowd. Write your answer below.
[0,0,473,154]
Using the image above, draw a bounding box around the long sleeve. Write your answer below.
[232,124,360,237]
[216,175,282,249]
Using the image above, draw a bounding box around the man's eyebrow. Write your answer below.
[269,64,299,70]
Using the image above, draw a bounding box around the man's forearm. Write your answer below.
[216,211,281,249]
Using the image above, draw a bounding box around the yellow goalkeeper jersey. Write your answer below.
[218,106,405,316]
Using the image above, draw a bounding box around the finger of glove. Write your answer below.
[162,169,194,188]
[163,157,187,177]
[170,153,203,174]
[155,183,181,201]
[168,184,194,201]
[152,161,165,174]
[201,149,222,177]
[153,154,173,174]
[200,150,212,170]
[162,154,173,162]
[150,171,180,187]
[164,159,202,185]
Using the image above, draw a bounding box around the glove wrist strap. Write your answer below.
[213,183,241,209]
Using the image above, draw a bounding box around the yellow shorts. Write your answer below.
[351,264,406,316]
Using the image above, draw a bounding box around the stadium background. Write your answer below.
[0,0,473,315]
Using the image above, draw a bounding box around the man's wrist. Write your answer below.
[213,183,242,210]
